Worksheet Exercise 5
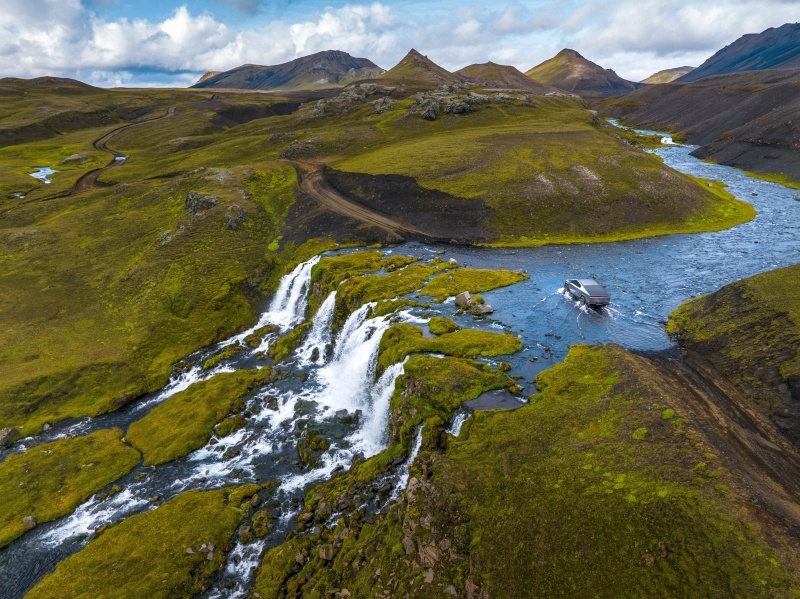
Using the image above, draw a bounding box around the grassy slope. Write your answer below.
[0,80,755,443]
[253,345,799,598]
[668,263,800,428]
[0,88,326,438]
[125,369,271,466]
[329,97,753,244]
[25,488,243,599]
[0,429,140,548]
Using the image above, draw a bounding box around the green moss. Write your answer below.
[0,429,140,549]
[126,369,270,466]
[25,489,243,599]
[437,344,796,597]
[428,316,457,335]
[422,268,528,300]
[269,322,311,362]
[202,344,245,370]
[744,170,800,190]
[661,408,675,420]
[377,323,522,372]
[632,427,649,440]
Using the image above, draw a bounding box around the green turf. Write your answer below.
[0,429,140,548]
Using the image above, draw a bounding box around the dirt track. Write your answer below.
[285,159,438,242]
[69,106,177,195]
[652,350,800,539]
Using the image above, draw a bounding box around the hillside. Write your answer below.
[641,66,695,84]
[601,68,800,185]
[377,49,463,86]
[252,342,800,597]
[456,61,558,93]
[525,48,639,98]
[0,75,753,440]
[192,50,383,91]
[678,22,800,82]
[669,263,800,446]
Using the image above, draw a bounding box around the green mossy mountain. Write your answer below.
[525,49,639,98]
[641,66,695,84]
[456,62,556,93]
[378,49,463,86]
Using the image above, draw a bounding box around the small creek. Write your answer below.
[1,133,799,598]
[29,167,57,184]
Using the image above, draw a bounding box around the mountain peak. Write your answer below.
[456,61,558,93]
[525,49,638,98]
[379,49,462,85]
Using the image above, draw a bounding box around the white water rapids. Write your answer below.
[12,256,415,599]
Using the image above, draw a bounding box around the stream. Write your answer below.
[1,135,799,598]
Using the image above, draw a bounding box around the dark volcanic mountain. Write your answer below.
[641,66,695,84]
[525,49,639,98]
[456,62,559,93]
[602,68,800,181]
[677,23,800,82]
[192,50,383,91]
[378,49,462,85]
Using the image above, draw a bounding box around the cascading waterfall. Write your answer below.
[297,290,337,365]
[266,256,320,330]
[446,411,470,437]
[389,425,424,501]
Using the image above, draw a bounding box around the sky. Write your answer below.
[1,0,798,87]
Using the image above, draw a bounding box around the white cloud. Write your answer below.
[0,0,796,86]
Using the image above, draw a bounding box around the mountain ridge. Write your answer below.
[191,50,383,91]
[677,22,800,82]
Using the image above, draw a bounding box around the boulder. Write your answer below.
[60,152,90,164]
[421,100,439,121]
[448,258,458,266]
[319,544,335,561]
[23,516,36,529]
[455,291,472,306]
[471,304,494,315]
[185,191,220,214]
[0,428,18,446]
[225,204,248,230]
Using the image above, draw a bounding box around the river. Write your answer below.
[1,135,798,598]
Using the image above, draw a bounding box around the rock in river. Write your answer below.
[0,427,18,446]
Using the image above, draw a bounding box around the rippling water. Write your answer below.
[1,138,798,598]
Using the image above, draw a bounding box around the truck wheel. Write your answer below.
[579,296,586,306]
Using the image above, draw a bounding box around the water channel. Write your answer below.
[1,135,798,598]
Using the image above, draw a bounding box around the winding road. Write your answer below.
[69,106,177,195]
[285,159,438,243]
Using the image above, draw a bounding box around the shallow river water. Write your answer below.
[1,137,799,598]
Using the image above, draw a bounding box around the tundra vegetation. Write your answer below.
[0,67,786,599]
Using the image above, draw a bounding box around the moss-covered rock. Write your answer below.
[0,429,141,549]
[126,368,271,466]
[377,322,522,372]
[422,268,529,300]
[427,316,457,335]
[25,488,243,599]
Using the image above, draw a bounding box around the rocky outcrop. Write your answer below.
[185,191,220,214]
[0,427,18,446]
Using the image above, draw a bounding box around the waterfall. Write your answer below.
[446,411,470,437]
[297,291,337,365]
[268,256,320,329]
[389,425,424,501]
